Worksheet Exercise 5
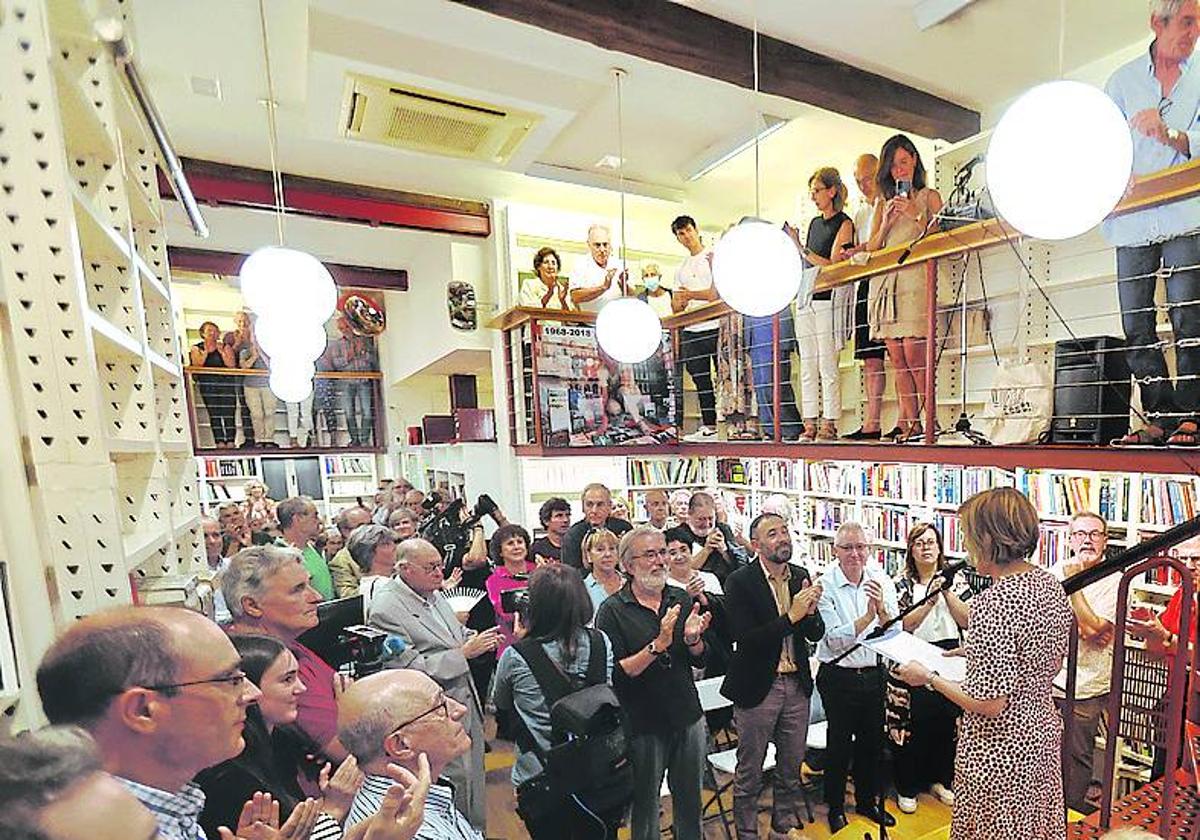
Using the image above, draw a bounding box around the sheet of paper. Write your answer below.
[862,628,967,683]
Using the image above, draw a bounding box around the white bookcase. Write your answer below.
[197,453,380,520]
[518,453,1198,597]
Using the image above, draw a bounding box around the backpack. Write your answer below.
[512,629,634,815]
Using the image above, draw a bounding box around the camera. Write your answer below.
[336,624,388,677]
[500,586,530,617]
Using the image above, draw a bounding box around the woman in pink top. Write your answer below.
[486,523,533,657]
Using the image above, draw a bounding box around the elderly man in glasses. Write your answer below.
[35,606,262,840]
[339,668,477,838]
[1050,511,1121,813]
[595,526,712,840]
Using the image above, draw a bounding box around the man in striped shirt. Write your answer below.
[339,669,481,840]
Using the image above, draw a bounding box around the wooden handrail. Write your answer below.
[183,366,383,380]
[489,158,1200,330]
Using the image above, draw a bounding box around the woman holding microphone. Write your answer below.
[896,488,1072,839]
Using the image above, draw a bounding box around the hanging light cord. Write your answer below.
[752,8,761,219]
[615,68,628,281]
[1057,0,1066,79]
[257,0,286,247]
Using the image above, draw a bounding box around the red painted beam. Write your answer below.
[168,246,409,291]
[160,159,491,238]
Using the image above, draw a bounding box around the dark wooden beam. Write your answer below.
[449,0,980,141]
[168,246,409,291]
[160,159,491,237]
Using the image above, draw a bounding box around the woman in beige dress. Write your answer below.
[865,135,943,442]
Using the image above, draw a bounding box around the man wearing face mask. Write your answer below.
[677,491,749,585]
[638,264,674,318]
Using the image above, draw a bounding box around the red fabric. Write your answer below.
[1161,589,1197,643]
[289,642,338,752]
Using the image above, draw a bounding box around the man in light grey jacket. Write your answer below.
[365,537,499,832]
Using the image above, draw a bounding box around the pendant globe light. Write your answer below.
[240,0,335,402]
[710,10,800,316]
[595,68,663,365]
[985,0,1132,240]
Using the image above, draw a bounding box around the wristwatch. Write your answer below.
[1167,127,1184,145]
[648,640,667,657]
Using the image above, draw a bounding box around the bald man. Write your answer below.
[644,488,671,530]
[843,152,887,440]
[570,224,627,311]
[36,606,261,840]
[339,669,481,839]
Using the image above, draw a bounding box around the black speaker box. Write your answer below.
[1050,337,1131,445]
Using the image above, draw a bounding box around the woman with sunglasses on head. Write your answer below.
[583,528,626,615]
[863,135,943,443]
[885,523,969,815]
[195,634,364,840]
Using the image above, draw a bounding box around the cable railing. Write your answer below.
[491,158,1200,453]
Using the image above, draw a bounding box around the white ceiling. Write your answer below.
[127,0,1149,242]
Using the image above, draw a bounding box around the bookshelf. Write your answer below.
[197,453,380,519]
[518,453,1199,594]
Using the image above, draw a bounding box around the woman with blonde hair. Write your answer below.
[897,488,1071,839]
[794,167,854,442]
[582,527,625,614]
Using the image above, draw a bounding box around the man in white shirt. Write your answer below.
[570,224,626,312]
[843,153,887,440]
[814,522,899,832]
[1051,512,1120,814]
[670,215,721,440]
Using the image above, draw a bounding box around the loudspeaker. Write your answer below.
[1050,337,1131,445]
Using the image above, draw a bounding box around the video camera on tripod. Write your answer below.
[419,492,501,568]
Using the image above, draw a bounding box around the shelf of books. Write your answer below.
[518,453,1200,594]
[197,453,380,518]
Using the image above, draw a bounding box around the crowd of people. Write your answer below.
[519,135,945,444]
[190,313,379,450]
[9,465,1182,840]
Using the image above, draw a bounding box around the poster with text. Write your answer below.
[534,322,677,448]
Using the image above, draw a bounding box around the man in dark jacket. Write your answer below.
[677,491,749,584]
[561,482,632,571]
[720,513,824,840]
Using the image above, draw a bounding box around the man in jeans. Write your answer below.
[671,215,721,441]
[721,513,824,839]
[1106,0,1200,446]
[595,526,712,840]
[1051,512,1119,813]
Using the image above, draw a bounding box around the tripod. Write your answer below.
[937,262,990,445]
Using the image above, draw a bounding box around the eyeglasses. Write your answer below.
[1070,530,1107,541]
[835,543,869,553]
[911,539,940,549]
[632,548,670,561]
[390,693,453,733]
[143,670,250,693]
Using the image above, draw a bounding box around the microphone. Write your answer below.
[936,559,969,587]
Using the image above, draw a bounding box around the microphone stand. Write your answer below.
[824,567,964,839]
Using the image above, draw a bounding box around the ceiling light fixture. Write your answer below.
[682,114,788,182]
[711,8,802,316]
[239,0,336,402]
[985,0,1132,240]
[595,68,663,365]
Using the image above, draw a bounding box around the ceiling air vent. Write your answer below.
[340,73,539,165]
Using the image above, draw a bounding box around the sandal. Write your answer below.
[1167,420,1200,447]
[816,421,839,442]
[1112,425,1166,447]
[884,425,905,442]
[796,421,817,444]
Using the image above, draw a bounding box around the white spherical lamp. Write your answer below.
[239,246,338,322]
[268,366,314,403]
[987,81,1133,240]
[595,297,663,364]
[255,317,328,363]
[711,221,804,317]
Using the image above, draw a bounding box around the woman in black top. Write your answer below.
[189,320,238,447]
[796,169,855,442]
[195,635,362,840]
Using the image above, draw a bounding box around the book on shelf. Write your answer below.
[203,458,257,478]
[862,502,910,545]
[1019,470,1096,519]
[863,463,927,502]
[932,465,1013,507]
[627,457,704,487]
[1140,477,1198,527]
[807,461,860,497]
[758,458,800,491]
[324,455,374,476]
[1036,523,1069,568]
[805,498,853,533]
[715,458,749,486]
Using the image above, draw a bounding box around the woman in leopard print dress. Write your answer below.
[897,488,1072,839]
